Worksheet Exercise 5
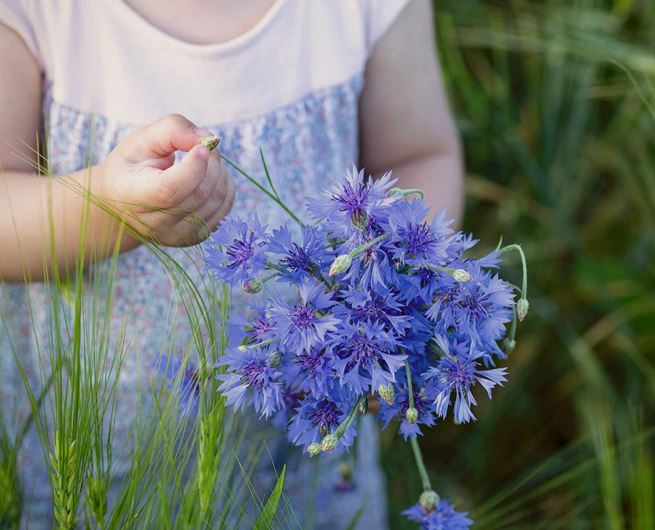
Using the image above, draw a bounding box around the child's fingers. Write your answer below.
[120,113,210,162]
[178,158,231,222]
[153,144,210,208]
[204,177,236,233]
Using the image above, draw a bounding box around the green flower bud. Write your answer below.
[504,338,516,353]
[321,434,338,452]
[406,407,419,424]
[419,490,440,511]
[338,461,352,480]
[200,135,220,151]
[243,279,263,294]
[517,298,529,321]
[329,254,353,277]
[269,351,282,368]
[378,384,395,405]
[307,443,322,456]
[452,268,472,283]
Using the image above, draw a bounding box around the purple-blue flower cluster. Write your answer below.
[204,166,523,529]
[205,166,516,441]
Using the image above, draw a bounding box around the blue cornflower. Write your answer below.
[403,499,473,530]
[427,262,514,357]
[245,305,277,342]
[426,335,507,424]
[332,321,406,394]
[336,286,412,336]
[378,383,437,440]
[205,215,269,286]
[306,166,398,233]
[153,353,200,414]
[284,345,335,397]
[268,225,333,283]
[217,345,283,418]
[388,201,453,267]
[270,280,340,353]
[288,394,356,452]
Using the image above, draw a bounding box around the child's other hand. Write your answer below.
[99,114,235,247]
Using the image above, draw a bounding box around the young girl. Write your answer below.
[0,0,462,527]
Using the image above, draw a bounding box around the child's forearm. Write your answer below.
[389,152,464,227]
[0,167,140,283]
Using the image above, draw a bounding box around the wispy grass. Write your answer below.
[0,145,291,528]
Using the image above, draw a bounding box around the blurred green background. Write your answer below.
[380,1,655,528]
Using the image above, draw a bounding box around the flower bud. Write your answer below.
[200,135,220,151]
[321,434,338,452]
[406,407,419,424]
[243,279,263,294]
[516,298,529,321]
[338,461,352,480]
[419,490,440,511]
[307,443,322,456]
[452,268,472,283]
[503,338,516,353]
[269,351,282,368]
[378,384,395,405]
[329,254,353,277]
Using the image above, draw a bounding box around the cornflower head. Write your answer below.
[331,321,406,394]
[427,261,514,359]
[283,344,335,398]
[205,215,269,287]
[425,335,508,424]
[388,201,453,268]
[402,498,473,530]
[268,225,333,283]
[270,279,340,354]
[335,285,412,336]
[288,393,356,453]
[217,344,283,418]
[306,166,398,235]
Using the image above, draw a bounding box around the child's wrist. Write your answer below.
[85,162,142,252]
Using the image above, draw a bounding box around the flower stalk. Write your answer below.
[499,243,529,320]
[329,234,390,277]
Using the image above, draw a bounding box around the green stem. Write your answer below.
[221,153,305,227]
[404,360,415,410]
[335,396,366,439]
[499,243,528,299]
[410,437,432,492]
[350,234,389,259]
[239,338,276,350]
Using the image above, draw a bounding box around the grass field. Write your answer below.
[381,1,655,528]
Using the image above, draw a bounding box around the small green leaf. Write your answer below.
[253,465,286,530]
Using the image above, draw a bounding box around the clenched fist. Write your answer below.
[98,113,235,247]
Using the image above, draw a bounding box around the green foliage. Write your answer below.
[381,0,655,528]
[253,466,286,530]
[0,172,292,528]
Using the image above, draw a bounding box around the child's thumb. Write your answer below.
[120,113,210,162]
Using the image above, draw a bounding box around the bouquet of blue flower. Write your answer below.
[204,162,528,529]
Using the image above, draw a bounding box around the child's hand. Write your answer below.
[98,114,235,247]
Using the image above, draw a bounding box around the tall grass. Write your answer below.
[382,1,655,527]
[0,159,289,528]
